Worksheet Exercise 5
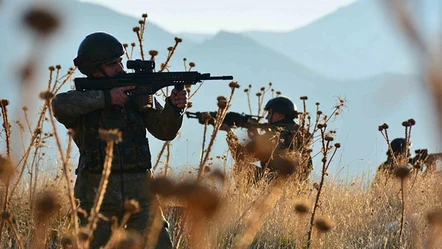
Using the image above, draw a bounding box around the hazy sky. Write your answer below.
[78,0,358,33]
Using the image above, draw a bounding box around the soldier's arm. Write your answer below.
[141,97,183,141]
[51,90,111,127]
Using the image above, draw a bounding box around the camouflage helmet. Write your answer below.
[389,138,411,154]
[264,96,298,119]
[73,32,125,75]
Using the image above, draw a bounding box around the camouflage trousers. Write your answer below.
[74,171,172,248]
[78,207,172,249]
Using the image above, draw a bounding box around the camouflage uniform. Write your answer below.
[227,118,313,183]
[52,89,182,249]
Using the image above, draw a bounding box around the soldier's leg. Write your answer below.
[78,211,115,249]
[125,206,173,249]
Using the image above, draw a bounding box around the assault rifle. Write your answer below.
[74,59,234,95]
[410,149,442,174]
[185,111,270,130]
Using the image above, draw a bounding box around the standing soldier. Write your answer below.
[220,96,313,183]
[52,32,187,248]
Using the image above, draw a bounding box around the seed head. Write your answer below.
[408,118,416,126]
[260,87,265,91]
[131,42,136,47]
[22,6,60,36]
[174,37,183,43]
[167,46,173,51]
[325,134,334,142]
[133,26,140,32]
[55,65,61,70]
[0,99,9,107]
[183,58,187,61]
[187,102,193,109]
[98,128,122,143]
[317,124,324,129]
[39,90,54,100]
[315,102,320,106]
[244,89,249,93]
[402,120,410,127]
[189,62,196,67]
[427,208,442,226]
[268,82,272,86]
[149,176,176,197]
[276,91,281,95]
[123,43,128,48]
[256,92,262,97]
[138,20,145,25]
[294,200,310,214]
[60,234,76,249]
[217,96,227,109]
[35,191,60,220]
[48,66,55,71]
[334,143,341,148]
[382,123,389,129]
[300,96,308,100]
[124,199,140,215]
[315,216,333,232]
[0,212,11,221]
[142,13,148,18]
[395,166,410,179]
[229,81,240,89]
[149,50,158,56]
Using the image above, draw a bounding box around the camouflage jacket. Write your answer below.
[52,89,182,211]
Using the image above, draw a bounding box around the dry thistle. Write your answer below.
[142,13,148,18]
[60,234,76,249]
[124,199,140,215]
[131,42,136,47]
[149,50,158,56]
[35,191,60,221]
[48,66,55,71]
[189,62,196,68]
[402,120,411,127]
[0,212,11,221]
[123,43,129,48]
[256,92,262,97]
[300,96,308,100]
[229,81,240,89]
[294,200,310,214]
[260,87,265,91]
[244,89,249,93]
[167,46,173,52]
[408,118,416,126]
[22,6,60,36]
[395,166,410,179]
[271,157,298,176]
[201,112,212,124]
[325,134,334,142]
[175,182,220,216]
[187,102,193,109]
[149,176,176,197]
[98,128,122,143]
[133,26,140,32]
[427,208,442,226]
[314,216,333,233]
[55,64,61,70]
[217,95,228,109]
[334,143,341,148]
[138,20,145,25]
[174,37,183,43]
[39,90,54,100]
[276,91,281,95]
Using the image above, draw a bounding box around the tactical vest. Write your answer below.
[73,100,152,174]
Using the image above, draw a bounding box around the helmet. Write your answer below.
[264,96,297,119]
[73,32,125,75]
[390,138,411,154]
